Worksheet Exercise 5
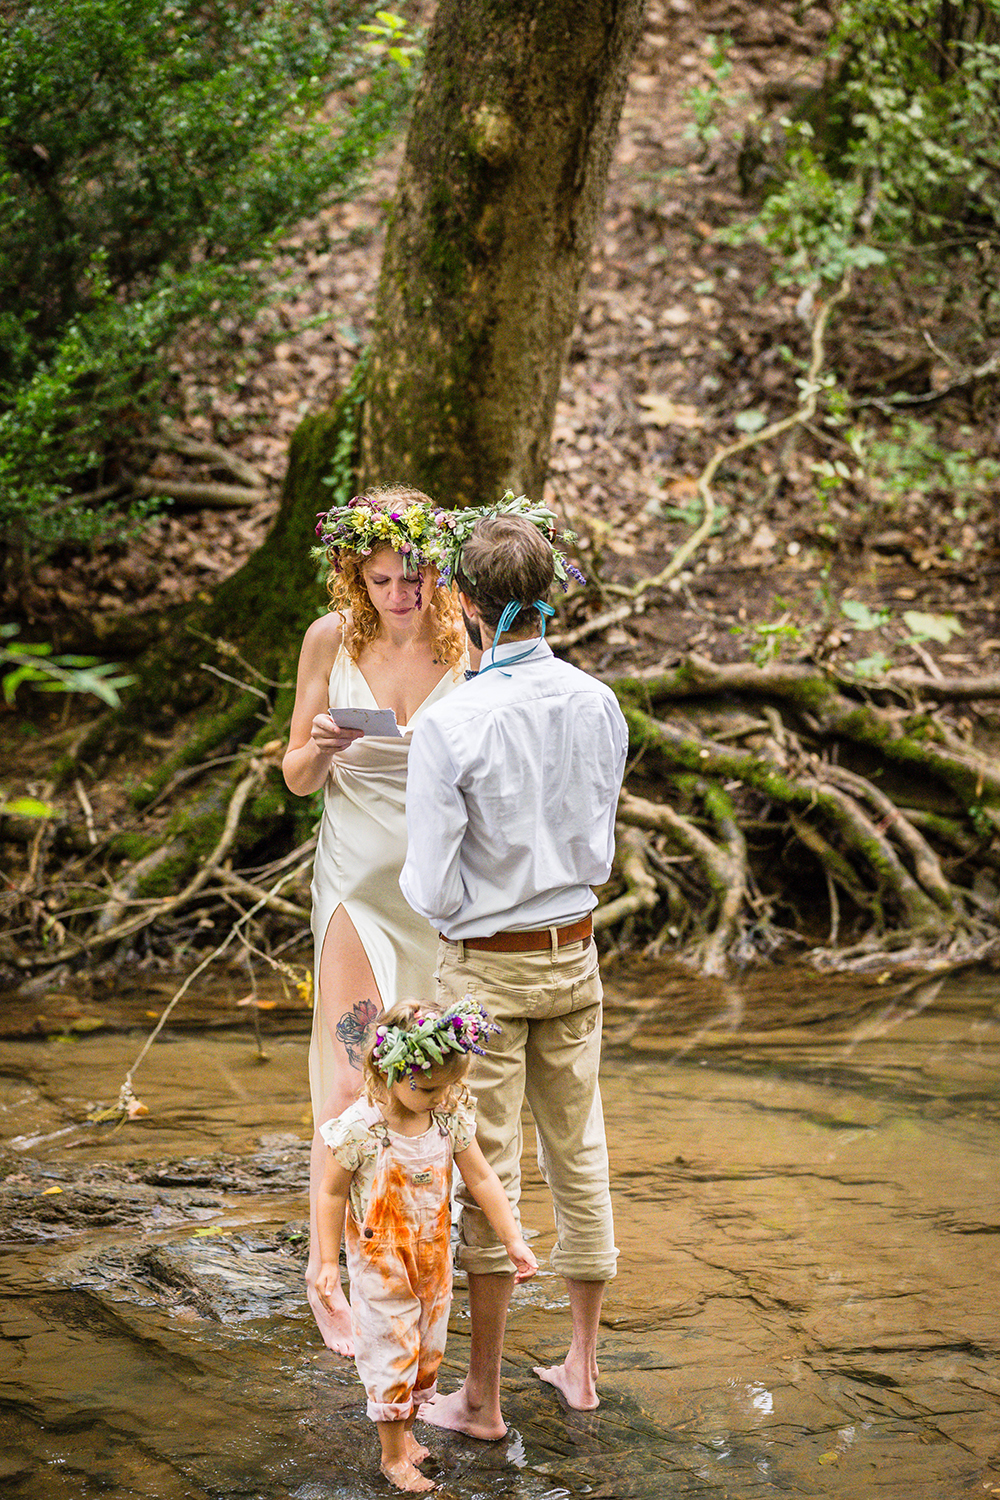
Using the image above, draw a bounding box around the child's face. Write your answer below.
[390,1058,467,1116]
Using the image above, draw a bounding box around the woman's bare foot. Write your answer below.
[533,1359,599,1411]
[418,1385,507,1440]
[405,1433,431,1464]
[380,1457,435,1492]
[306,1281,354,1356]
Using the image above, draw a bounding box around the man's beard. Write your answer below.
[461,609,483,651]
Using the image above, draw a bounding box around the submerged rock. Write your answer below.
[61,1230,308,1320]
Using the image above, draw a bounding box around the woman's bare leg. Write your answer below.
[307,905,382,1352]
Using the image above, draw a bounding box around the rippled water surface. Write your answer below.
[1,965,998,1498]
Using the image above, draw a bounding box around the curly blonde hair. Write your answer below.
[323,484,465,669]
[360,999,473,1109]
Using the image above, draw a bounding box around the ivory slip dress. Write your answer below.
[307,638,465,1118]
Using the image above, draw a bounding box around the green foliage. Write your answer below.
[359,10,421,70]
[902,609,964,644]
[683,33,736,152]
[731,592,964,676]
[809,413,999,559]
[733,0,1000,289]
[731,606,804,665]
[0,623,133,706]
[840,598,890,631]
[0,0,416,568]
[733,119,889,286]
[1,621,134,816]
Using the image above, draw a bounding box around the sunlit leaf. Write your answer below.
[1,795,56,817]
[840,599,889,631]
[902,611,964,644]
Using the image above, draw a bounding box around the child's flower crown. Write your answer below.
[314,494,451,579]
[371,997,500,1088]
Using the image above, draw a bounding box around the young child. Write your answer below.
[315,996,537,1493]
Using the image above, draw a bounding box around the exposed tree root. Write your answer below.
[2,643,999,989]
[593,656,1000,972]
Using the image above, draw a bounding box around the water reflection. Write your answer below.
[0,966,998,1497]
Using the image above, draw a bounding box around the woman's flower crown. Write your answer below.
[314,490,584,592]
[314,494,451,578]
[371,997,500,1088]
[438,491,585,590]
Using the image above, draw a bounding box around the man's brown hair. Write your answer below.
[455,515,555,632]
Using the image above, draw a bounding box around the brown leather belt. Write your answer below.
[440,916,593,953]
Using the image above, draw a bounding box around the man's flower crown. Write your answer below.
[437,491,585,591]
[371,997,500,1088]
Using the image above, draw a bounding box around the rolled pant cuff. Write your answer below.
[548,1246,619,1281]
[365,1379,437,1423]
[455,1240,516,1276]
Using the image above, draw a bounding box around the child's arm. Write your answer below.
[455,1138,538,1283]
[315,1146,354,1309]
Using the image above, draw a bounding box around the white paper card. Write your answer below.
[331,707,401,737]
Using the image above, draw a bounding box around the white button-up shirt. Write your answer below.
[400,638,628,940]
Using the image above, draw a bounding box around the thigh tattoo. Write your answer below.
[335,998,379,1069]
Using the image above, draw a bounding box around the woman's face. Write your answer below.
[361,547,432,625]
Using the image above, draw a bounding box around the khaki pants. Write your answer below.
[435,936,618,1281]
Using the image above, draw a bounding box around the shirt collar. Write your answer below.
[480,635,553,673]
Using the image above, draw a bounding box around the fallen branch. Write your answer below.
[20,764,266,967]
[145,425,267,490]
[133,477,268,508]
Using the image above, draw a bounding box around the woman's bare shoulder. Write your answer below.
[301,609,346,658]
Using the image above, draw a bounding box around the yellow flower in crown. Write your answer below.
[315,492,453,579]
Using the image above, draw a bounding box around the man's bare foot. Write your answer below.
[306,1283,354,1356]
[405,1433,430,1464]
[380,1457,435,1492]
[533,1360,599,1411]
[418,1386,507,1441]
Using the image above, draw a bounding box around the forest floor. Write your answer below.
[11,0,1000,695]
[4,0,1000,991]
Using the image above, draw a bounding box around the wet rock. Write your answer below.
[0,1141,309,1241]
[62,1230,307,1320]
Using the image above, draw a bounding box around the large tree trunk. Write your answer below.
[359,0,646,504]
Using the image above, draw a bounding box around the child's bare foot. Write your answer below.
[380,1457,435,1492]
[405,1433,430,1464]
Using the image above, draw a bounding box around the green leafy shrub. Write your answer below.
[0,0,416,571]
[735,0,1000,290]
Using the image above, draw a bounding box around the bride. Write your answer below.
[283,484,467,1351]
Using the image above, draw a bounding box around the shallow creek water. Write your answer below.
[0,965,998,1499]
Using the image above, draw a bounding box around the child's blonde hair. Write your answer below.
[362,998,489,1109]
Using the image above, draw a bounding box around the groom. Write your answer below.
[400,511,628,1437]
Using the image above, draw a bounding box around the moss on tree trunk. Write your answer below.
[360,0,645,504]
